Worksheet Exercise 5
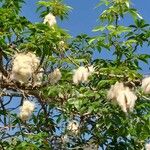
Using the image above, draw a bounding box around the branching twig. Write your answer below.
[137,91,150,101]
[65,52,80,67]
[133,43,139,52]
[0,98,7,126]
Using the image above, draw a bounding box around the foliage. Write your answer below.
[0,0,150,149]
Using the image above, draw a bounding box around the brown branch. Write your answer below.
[0,47,8,77]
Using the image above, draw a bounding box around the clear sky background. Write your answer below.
[22,0,150,35]
[22,0,150,73]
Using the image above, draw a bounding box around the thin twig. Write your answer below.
[65,52,80,67]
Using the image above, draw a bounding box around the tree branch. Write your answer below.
[0,47,8,77]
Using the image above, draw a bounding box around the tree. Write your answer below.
[0,0,150,149]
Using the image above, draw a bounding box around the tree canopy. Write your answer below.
[0,0,150,149]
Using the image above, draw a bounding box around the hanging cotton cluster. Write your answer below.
[107,82,137,113]
[141,77,150,94]
[11,52,41,84]
[73,66,94,84]
[67,120,79,134]
[146,143,150,150]
[33,68,44,86]
[48,68,62,84]
[43,13,57,27]
[19,100,35,121]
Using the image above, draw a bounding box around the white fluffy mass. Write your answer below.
[67,120,79,134]
[33,68,44,86]
[107,82,125,100]
[49,68,62,84]
[141,77,150,94]
[107,82,137,113]
[43,13,57,27]
[11,52,40,84]
[146,143,150,150]
[73,66,94,84]
[19,100,35,121]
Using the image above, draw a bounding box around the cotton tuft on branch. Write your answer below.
[145,143,150,150]
[107,82,137,113]
[43,13,57,27]
[33,68,44,86]
[73,66,94,84]
[11,52,42,85]
[107,82,125,100]
[141,77,150,94]
[67,120,79,134]
[48,68,62,84]
[19,100,35,121]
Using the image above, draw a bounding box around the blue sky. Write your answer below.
[22,0,150,36]
[22,0,150,73]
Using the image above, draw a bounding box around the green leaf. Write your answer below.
[107,25,116,31]
[129,8,143,21]
[92,26,106,32]
[137,54,150,64]
[96,0,110,7]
